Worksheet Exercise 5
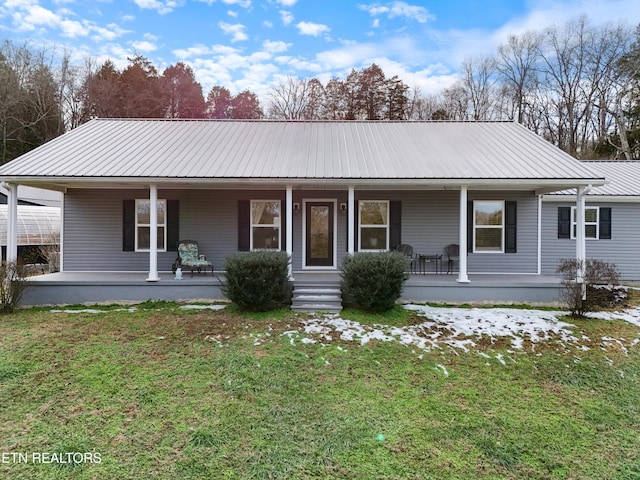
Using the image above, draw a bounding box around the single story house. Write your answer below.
[0,119,611,307]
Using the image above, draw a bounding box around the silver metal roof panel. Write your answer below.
[549,161,640,197]
[0,119,605,185]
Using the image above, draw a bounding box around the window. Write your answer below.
[359,200,389,251]
[474,201,504,252]
[571,206,599,239]
[251,200,281,250]
[135,199,167,251]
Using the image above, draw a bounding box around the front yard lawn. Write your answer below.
[1,302,639,479]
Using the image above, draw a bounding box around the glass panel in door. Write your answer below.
[305,202,334,267]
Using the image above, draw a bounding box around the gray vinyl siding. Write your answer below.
[63,188,540,274]
[541,201,640,280]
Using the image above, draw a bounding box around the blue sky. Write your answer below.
[1,0,639,100]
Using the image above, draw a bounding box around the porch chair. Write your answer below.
[396,244,417,273]
[444,244,459,274]
[173,240,214,277]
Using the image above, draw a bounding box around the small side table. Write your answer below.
[415,254,442,274]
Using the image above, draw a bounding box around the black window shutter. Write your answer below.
[238,200,250,251]
[558,206,571,239]
[599,207,612,239]
[505,201,517,253]
[467,200,473,253]
[123,199,135,251]
[389,201,401,250]
[167,200,179,251]
[280,199,287,250]
[351,200,359,252]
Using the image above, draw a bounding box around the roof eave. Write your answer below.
[0,175,606,192]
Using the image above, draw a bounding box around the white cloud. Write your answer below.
[4,1,131,41]
[227,10,238,17]
[273,0,297,6]
[359,1,434,23]
[59,19,89,37]
[263,20,274,28]
[132,0,181,15]
[221,0,251,7]
[296,21,330,36]
[279,9,294,25]
[219,22,248,42]
[173,43,240,59]
[262,39,290,53]
[131,40,158,52]
[15,3,60,30]
[91,24,129,42]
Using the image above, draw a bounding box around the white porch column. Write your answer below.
[286,185,293,279]
[146,184,159,282]
[5,183,18,263]
[537,194,542,275]
[347,186,355,254]
[576,186,586,295]
[457,186,470,283]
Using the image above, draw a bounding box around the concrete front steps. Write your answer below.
[291,284,343,313]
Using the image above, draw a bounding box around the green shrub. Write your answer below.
[222,251,292,312]
[340,251,409,312]
[556,258,627,317]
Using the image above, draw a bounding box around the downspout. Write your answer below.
[537,195,542,275]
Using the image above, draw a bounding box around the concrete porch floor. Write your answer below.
[21,270,565,307]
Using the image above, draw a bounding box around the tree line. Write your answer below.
[1,15,640,165]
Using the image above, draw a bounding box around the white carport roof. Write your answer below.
[0,205,60,246]
[0,119,605,192]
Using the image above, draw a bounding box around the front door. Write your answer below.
[305,201,335,268]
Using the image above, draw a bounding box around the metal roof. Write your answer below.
[549,161,640,197]
[0,119,605,189]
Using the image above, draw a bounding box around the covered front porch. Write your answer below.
[21,270,564,307]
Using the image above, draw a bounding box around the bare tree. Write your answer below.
[496,31,541,124]
[0,41,63,165]
[267,76,314,119]
[460,56,499,120]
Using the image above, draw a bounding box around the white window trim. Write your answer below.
[359,200,390,252]
[250,200,281,251]
[473,200,505,253]
[135,199,167,252]
[571,206,599,240]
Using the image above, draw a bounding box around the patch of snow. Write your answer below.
[50,308,137,313]
[586,307,640,327]
[405,305,578,350]
[180,304,226,311]
[275,304,640,367]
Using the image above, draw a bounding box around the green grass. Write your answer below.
[0,303,639,479]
